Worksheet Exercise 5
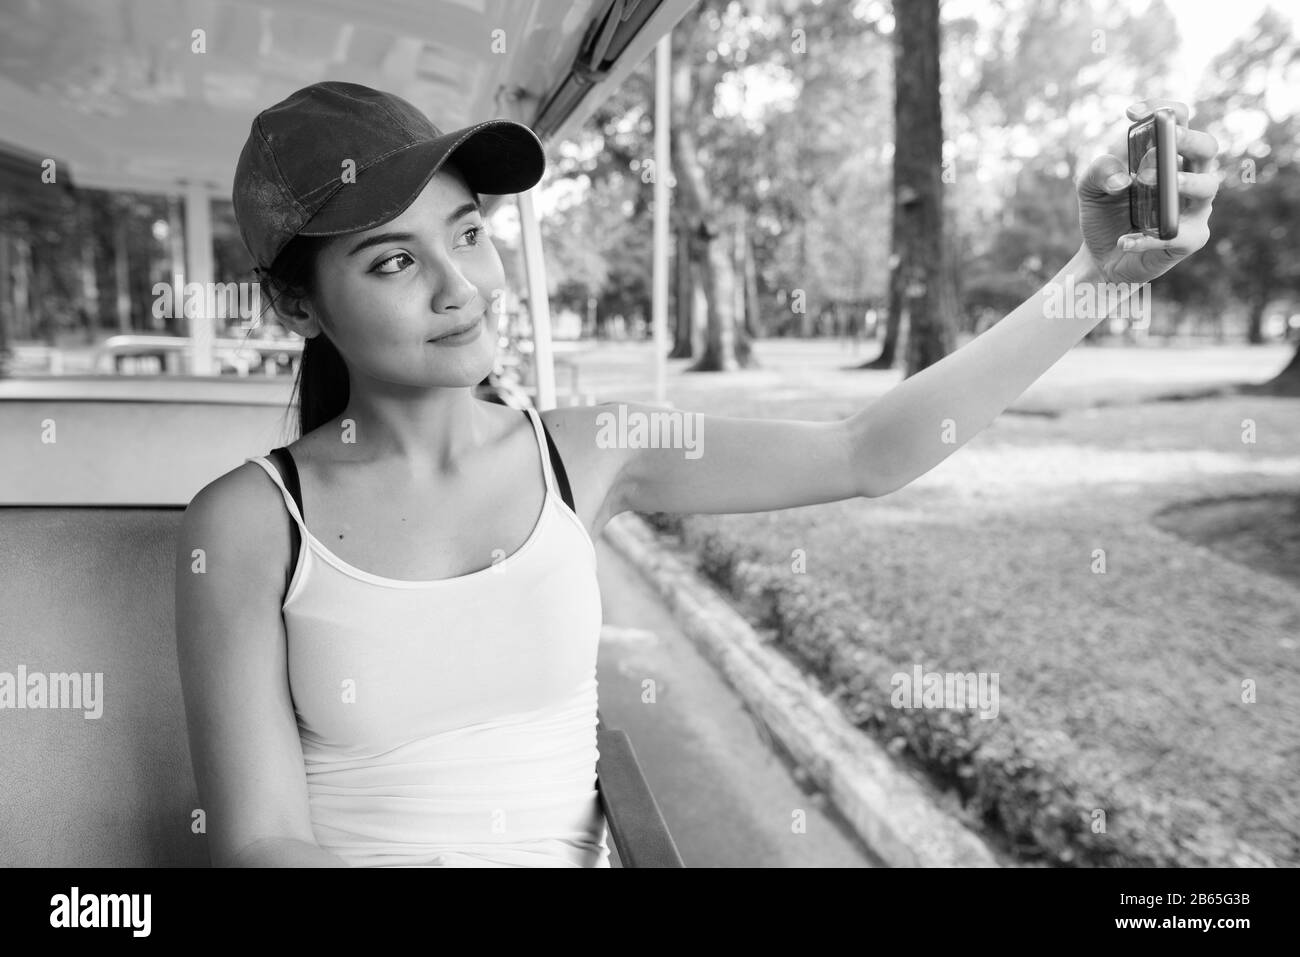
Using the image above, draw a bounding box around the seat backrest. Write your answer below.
[0,508,208,866]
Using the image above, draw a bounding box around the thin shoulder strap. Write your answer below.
[246,453,306,527]
[267,447,304,520]
[247,451,305,594]
[525,407,575,513]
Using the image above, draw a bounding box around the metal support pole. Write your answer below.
[182,183,216,375]
[653,34,671,407]
[516,187,556,410]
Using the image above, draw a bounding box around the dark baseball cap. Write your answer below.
[232,81,546,271]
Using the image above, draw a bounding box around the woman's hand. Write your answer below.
[1076,99,1220,285]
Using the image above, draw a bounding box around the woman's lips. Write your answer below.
[428,315,483,344]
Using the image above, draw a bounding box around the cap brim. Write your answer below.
[297,119,545,238]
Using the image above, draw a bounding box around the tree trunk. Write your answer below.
[35,258,55,347]
[13,236,31,340]
[669,4,752,372]
[691,217,737,371]
[0,199,11,371]
[114,200,131,334]
[732,216,744,331]
[670,222,693,357]
[863,254,905,368]
[893,0,957,377]
[742,210,761,339]
[1247,296,1267,345]
[691,250,709,358]
[1263,339,1300,396]
[80,199,100,344]
[732,214,754,365]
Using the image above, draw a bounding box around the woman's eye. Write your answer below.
[372,252,413,274]
[371,250,410,273]
[370,229,485,274]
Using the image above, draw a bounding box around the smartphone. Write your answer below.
[1128,107,1182,240]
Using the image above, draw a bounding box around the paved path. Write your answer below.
[594,538,880,867]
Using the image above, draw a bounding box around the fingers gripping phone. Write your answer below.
[1128,107,1182,240]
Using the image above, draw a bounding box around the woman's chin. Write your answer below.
[416,347,496,385]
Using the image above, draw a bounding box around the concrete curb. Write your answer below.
[604,512,1002,868]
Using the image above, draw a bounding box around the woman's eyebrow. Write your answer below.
[346,203,483,257]
[445,199,483,224]
[347,232,416,257]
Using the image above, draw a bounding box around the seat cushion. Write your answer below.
[0,508,209,866]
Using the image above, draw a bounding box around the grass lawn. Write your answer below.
[574,338,1300,866]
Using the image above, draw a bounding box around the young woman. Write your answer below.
[174,82,1218,868]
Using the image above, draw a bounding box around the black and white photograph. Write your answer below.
[0,0,1294,928]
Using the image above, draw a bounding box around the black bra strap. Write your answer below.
[264,416,573,592]
[267,447,304,519]
[530,409,576,513]
[266,447,303,591]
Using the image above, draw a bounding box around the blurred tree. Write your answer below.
[669,0,757,371]
[544,37,667,344]
[542,0,896,364]
[0,145,79,352]
[955,0,1175,342]
[541,179,614,319]
[1191,6,1300,374]
[884,0,958,377]
[753,0,893,343]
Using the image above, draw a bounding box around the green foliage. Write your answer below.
[5,0,1296,351]
[652,512,1277,867]
[955,0,1174,327]
[1182,9,1300,333]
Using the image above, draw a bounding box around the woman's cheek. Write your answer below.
[476,243,506,290]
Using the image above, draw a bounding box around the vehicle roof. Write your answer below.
[0,0,695,200]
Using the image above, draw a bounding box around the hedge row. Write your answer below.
[640,510,1275,868]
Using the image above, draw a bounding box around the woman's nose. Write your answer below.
[428,260,476,310]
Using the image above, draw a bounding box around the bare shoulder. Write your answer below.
[184,458,283,524]
[535,401,622,441]
[536,402,630,472]
[535,402,597,441]
[179,459,292,571]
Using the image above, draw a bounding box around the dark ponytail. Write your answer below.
[296,331,350,439]
[257,233,349,443]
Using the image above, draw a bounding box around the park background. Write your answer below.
[1,0,1296,866]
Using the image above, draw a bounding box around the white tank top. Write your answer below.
[244,406,609,867]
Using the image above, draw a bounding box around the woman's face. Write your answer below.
[304,165,504,388]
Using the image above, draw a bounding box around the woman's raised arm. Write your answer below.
[607,99,1220,510]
